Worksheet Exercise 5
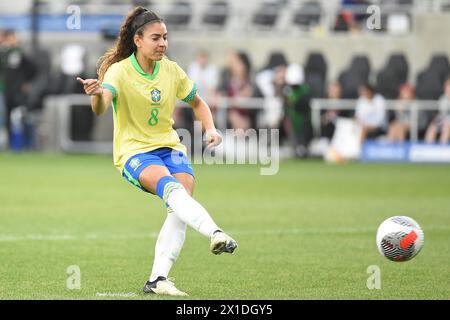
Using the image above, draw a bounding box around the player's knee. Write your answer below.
[183,179,195,196]
[154,175,186,202]
[174,174,195,196]
[139,166,171,193]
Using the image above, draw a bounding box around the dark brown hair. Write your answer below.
[97,7,162,81]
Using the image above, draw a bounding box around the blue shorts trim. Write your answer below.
[122,148,194,193]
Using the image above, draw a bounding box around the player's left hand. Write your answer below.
[205,129,222,149]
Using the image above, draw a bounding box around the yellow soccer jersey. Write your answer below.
[101,53,197,172]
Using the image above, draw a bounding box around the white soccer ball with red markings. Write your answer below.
[376,216,424,262]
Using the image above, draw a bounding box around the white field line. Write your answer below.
[0,226,448,242]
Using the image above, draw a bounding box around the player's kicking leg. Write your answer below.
[139,166,238,256]
[139,169,236,296]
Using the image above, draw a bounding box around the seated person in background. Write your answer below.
[321,81,342,140]
[355,83,386,144]
[425,78,450,144]
[282,64,313,157]
[187,49,218,105]
[3,29,36,131]
[218,50,254,130]
[254,52,288,129]
[181,49,219,135]
[387,83,415,142]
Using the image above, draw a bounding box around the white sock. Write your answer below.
[166,188,221,238]
[150,207,186,282]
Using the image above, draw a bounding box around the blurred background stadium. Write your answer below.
[0,0,450,159]
[1,0,450,300]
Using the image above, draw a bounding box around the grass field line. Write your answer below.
[1,225,448,242]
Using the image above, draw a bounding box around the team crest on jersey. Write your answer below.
[150,88,161,103]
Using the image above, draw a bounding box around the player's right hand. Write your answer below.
[205,129,222,149]
[77,77,103,96]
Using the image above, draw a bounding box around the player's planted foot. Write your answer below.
[210,230,238,255]
[143,276,188,296]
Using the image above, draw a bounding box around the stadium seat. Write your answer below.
[375,53,409,99]
[202,1,229,27]
[304,52,327,82]
[304,52,327,98]
[376,69,400,99]
[416,70,444,100]
[349,55,371,83]
[339,70,360,99]
[415,68,444,136]
[305,73,326,98]
[163,1,192,28]
[293,1,322,28]
[415,54,450,102]
[386,53,409,84]
[428,54,450,83]
[338,55,371,99]
[252,2,281,27]
[264,51,288,69]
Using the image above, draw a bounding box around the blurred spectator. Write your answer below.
[282,63,312,157]
[2,29,36,146]
[334,10,359,32]
[178,49,218,138]
[335,0,371,32]
[218,50,254,130]
[187,49,219,103]
[425,78,450,144]
[52,44,94,142]
[387,83,416,142]
[321,81,342,139]
[255,52,288,98]
[254,51,288,128]
[355,83,386,144]
[55,44,87,94]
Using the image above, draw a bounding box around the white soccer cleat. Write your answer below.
[143,277,188,296]
[210,231,238,255]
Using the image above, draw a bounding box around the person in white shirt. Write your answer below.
[182,49,219,133]
[187,49,218,104]
[355,83,386,144]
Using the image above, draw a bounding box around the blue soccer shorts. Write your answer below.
[122,147,194,193]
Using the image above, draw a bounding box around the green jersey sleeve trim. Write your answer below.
[102,83,117,98]
[182,83,198,103]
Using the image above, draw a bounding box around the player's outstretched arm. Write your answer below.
[76,77,112,116]
[189,94,222,148]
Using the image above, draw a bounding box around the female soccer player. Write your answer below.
[77,7,237,296]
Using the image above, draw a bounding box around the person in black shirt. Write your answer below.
[2,29,36,137]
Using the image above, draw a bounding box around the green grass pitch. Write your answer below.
[0,153,449,299]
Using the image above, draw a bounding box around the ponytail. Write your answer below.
[97,7,162,81]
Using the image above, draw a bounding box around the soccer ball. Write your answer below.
[376,216,424,262]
